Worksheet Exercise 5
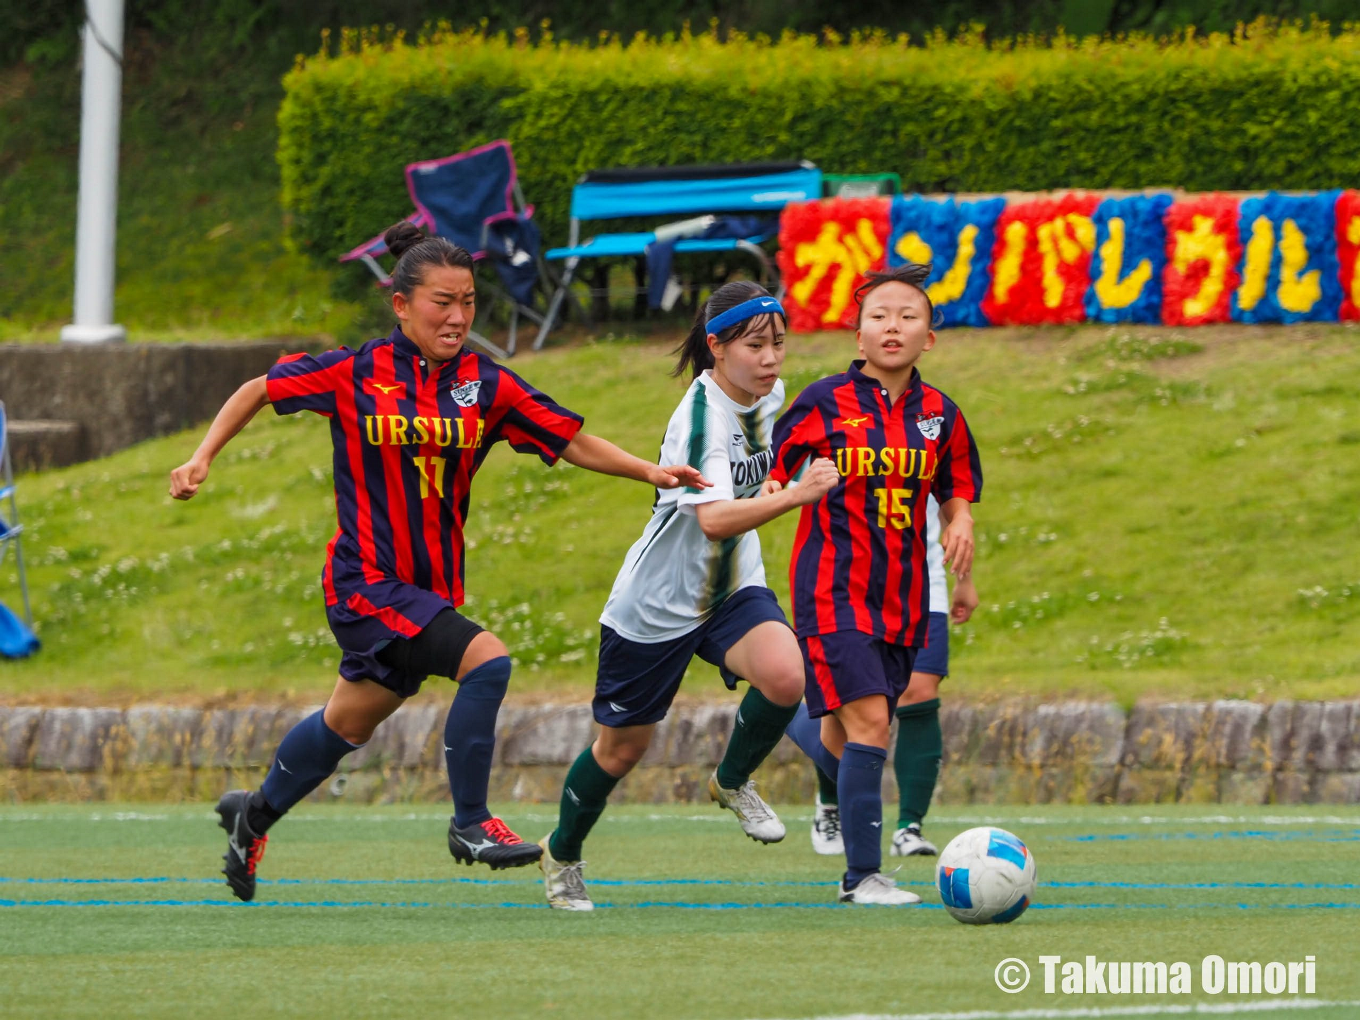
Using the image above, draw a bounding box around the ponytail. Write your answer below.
[671,280,778,380]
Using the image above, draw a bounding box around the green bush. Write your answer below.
[278,20,1360,258]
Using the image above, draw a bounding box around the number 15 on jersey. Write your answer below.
[874,487,913,530]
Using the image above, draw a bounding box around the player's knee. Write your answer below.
[594,736,647,775]
[323,707,377,746]
[761,668,804,708]
[903,674,942,703]
[457,631,510,679]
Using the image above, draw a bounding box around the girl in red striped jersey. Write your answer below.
[769,262,982,905]
[169,224,708,901]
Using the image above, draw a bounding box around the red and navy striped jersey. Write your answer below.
[770,361,982,647]
[265,327,583,609]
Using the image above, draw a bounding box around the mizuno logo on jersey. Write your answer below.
[450,380,482,407]
[834,446,938,480]
[916,414,945,440]
[836,416,871,429]
[363,415,484,448]
[363,378,407,399]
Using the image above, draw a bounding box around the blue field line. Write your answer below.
[2,897,1359,911]
[1066,829,1360,842]
[6,875,1360,892]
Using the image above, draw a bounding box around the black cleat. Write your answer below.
[448,817,543,870]
[216,790,269,902]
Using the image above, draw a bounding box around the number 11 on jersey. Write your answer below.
[412,456,447,499]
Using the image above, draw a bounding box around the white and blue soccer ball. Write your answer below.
[935,826,1037,925]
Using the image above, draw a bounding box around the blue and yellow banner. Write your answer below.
[1085,195,1172,324]
[886,197,1004,327]
[1231,192,1342,324]
[777,189,1360,332]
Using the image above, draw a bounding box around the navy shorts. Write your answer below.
[912,611,950,678]
[328,578,468,697]
[341,606,483,699]
[801,630,918,719]
[594,586,790,727]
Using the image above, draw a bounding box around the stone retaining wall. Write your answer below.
[2,699,1357,804]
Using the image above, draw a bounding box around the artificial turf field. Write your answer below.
[2,803,1357,1019]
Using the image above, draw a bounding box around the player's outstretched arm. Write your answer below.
[168,375,271,501]
[938,496,976,579]
[694,457,839,541]
[559,432,711,490]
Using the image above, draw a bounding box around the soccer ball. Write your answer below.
[935,826,1037,925]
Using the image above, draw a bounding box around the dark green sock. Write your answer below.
[815,765,838,805]
[548,746,620,862]
[715,687,800,791]
[894,698,942,828]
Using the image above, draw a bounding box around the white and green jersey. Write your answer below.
[925,493,948,614]
[600,371,785,643]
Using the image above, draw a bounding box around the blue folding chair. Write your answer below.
[0,401,37,658]
[534,161,823,350]
[340,140,559,357]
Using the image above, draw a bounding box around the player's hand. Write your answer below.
[940,511,975,579]
[791,458,839,505]
[169,457,210,500]
[760,478,783,497]
[950,576,979,624]
[652,464,711,490]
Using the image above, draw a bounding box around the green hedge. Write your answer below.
[278,22,1360,258]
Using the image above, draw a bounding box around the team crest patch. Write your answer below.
[916,413,944,441]
[450,380,482,408]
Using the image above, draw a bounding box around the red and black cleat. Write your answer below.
[448,816,543,870]
[216,790,269,902]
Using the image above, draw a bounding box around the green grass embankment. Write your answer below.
[5,322,1359,704]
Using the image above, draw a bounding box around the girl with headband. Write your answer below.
[537,281,840,911]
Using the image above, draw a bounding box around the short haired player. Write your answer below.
[169,223,707,901]
[537,281,839,911]
[771,262,982,904]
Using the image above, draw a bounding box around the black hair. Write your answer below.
[384,221,476,296]
[854,262,942,328]
[672,280,783,380]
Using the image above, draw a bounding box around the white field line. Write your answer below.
[0,812,1356,825]
[758,999,1360,1020]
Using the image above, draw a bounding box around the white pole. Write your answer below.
[61,0,127,344]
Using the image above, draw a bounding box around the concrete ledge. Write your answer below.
[3,698,1359,805]
[0,341,307,468]
[5,419,84,471]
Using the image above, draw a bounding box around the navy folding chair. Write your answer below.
[0,401,36,652]
[340,140,557,357]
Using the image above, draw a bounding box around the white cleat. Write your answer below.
[708,772,786,843]
[889,824,938,857]
[537,837,594,912]
[837,871,922,905]
[810,798,844,856]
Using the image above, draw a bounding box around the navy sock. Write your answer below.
[258,710,360,818]
[785,702,840,780]
[839,742,887,889]
[445,656,511,828]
